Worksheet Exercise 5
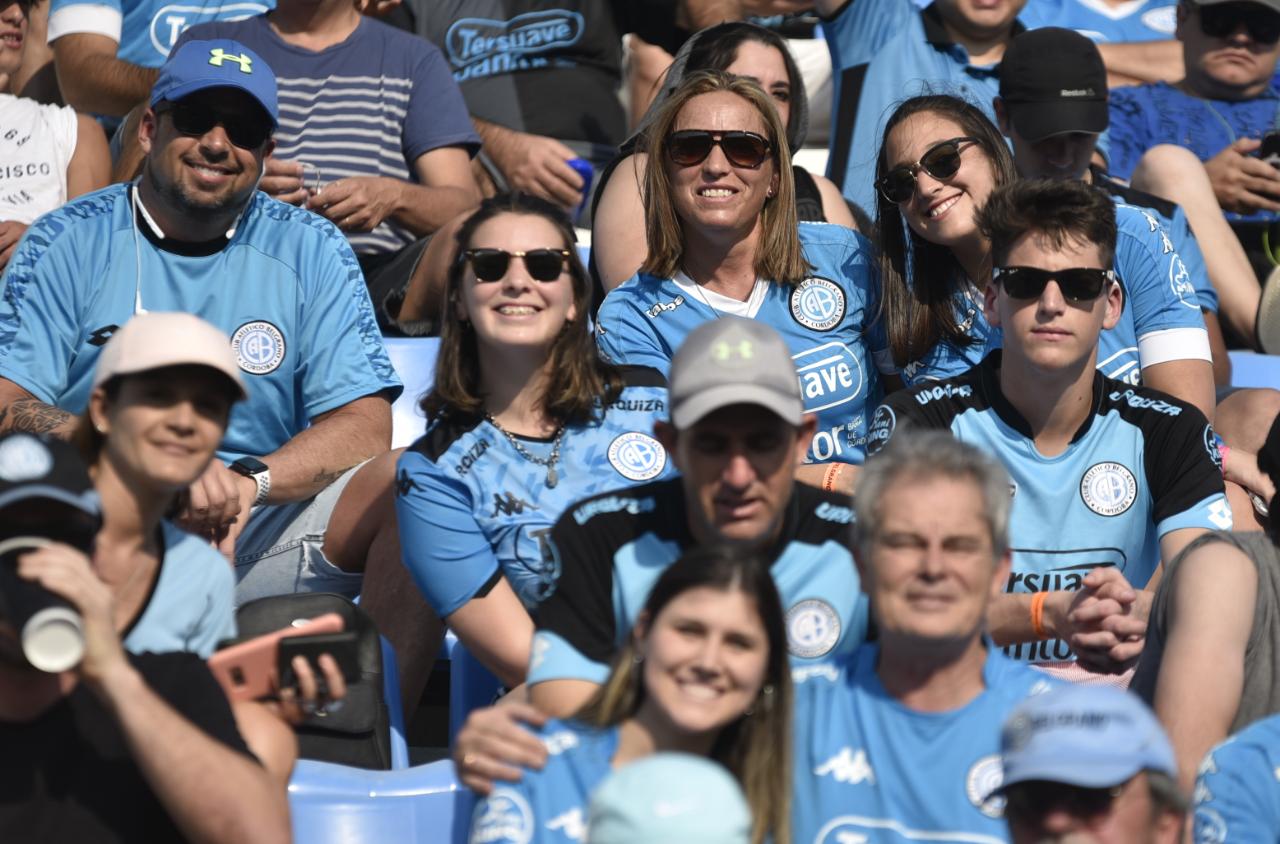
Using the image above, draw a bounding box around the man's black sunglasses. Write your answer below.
[1002,779,1129,823]
[157,101,273,150]
[1197,1,1280,44]
[993,266,1117,303]
[877,137,977,204]
[463,248,571,282]
[666,130,772,169]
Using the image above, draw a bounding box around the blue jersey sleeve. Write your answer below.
[822,0,916,73]
[1193,726,1280,843]
[1106,87,1159,180]
[395,447,501,618]
[1116,207,1209,365]
[0,210,89,404]
[595,286,674,374]
[1171,205,1218,313]
[294,214,403,415]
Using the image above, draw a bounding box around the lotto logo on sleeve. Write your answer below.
[470,787,533,844]
[793,343,865,412]
[607,432,667,481]
[232,321,286,375]
[1080,462,1137,517]
[790,277,845,331]
[786,599,841,658]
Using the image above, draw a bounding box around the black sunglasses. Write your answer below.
[159,101,273,150]
[1003,779,1129,822]
[877,136,977,203]
[463,248,571,283]
[666,130,772,169]
[994,266,1117,303]
[1197,1,1280,44]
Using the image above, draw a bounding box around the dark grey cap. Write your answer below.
[669,316,803,429]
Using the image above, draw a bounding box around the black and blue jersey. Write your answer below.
[868,352,1231,666]
[527,477,868,686]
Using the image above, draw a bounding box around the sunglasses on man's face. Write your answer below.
[666,130,773,169]
[876,137,978,204]
[463,248,571,283]
[1002,778,1130,824]
[993,266,1117,303]
[1197,1,1280,44]
[159,101,273,150]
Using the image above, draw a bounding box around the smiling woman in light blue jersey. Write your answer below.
[596,70,883,470]
[395,194,673,689]
[467,546,792,844]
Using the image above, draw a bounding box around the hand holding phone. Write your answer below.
[207,612,344,702]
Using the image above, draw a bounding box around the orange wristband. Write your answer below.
[823,463,845,492]
[1029,592,1048,639]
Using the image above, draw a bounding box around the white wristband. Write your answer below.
[251,469,271,507]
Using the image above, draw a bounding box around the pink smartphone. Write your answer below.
[207,612,344,702]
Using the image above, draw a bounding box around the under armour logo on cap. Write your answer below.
[711,339,755,364]
[208,48,253,73]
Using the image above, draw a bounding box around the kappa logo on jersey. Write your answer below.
[87,324,119,347]
[966,755,1006,818]
[471,787,534,844]
[867,405,896,454]
[147,3,269,58]
[395,468,420,497]
[1169,254,1199,309]
[0,434,53,482]
[491,492,537,517]
[607,432,667,481]
[790,277,846,331]
[646,295,685,318]
[1080,462,1138,517]
[793,343,865,413]
[546,808,586,841]
[1208,499,1233,530]
[814,747,876,785]
[232,321,285,375]
[446,11,585,80]
[786,599,841,658]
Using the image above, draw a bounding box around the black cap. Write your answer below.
[0,434,100,553]
[999,28,1109,141]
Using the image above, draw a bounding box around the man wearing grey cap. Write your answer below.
[997,684,1186,843]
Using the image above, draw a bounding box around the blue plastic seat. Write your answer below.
[1228,351,1280,389]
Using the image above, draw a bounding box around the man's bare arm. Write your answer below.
[1096,40,1184,86]
[0,379,76,438]
[53,33,158,117]
[258,394,393,503]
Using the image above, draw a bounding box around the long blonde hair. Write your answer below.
[575,546,793,844]
[639,70,809,286]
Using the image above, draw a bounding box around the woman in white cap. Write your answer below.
[466,545,792,844]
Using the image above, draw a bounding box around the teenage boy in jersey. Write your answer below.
[867,179,1229,677]
[0,39,403,603]
[526,316,866,718]
[791,432,1057,843]
[997,685,1186,844]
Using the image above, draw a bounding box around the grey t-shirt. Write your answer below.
[1132,531,1280,733]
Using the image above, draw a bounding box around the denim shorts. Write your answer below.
[232,463,366,605]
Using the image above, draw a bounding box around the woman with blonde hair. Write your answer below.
[467,545,792,844]
[595,70,882,473]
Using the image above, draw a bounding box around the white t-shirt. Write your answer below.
[0,95,78,224]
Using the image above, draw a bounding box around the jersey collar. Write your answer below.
[979,350,1105,445]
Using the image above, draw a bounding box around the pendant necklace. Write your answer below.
[486,414,566,488]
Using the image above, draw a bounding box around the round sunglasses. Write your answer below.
[158,101,273,150]
[877,136,978,204]
[463,248,571,283]
[993,266,1117,303]
[666,130,772,169]
[1197,1,1280,43]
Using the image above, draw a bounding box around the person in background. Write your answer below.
[996,684,1186,844]
[1191,712,1280,842]
[465,547,791,844]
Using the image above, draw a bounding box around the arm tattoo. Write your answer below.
[311,465,355,486]
[4,400,74,435]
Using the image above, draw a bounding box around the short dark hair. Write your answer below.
[977,178,1117,269]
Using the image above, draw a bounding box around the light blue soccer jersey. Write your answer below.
[1192,715,1280,843]
[467,720,617,844]
[869,353,1231,666]
[0,184,402,462]
[1018,0,1178,42]
[396,369,674,616]
[528,478,867,687]
[596,222,883,465]
[792,643,1055,844]
[46,0,273,68]
[899,203,1210,385]
[122,521,236,659]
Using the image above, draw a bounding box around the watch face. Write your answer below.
[232,457,268,476]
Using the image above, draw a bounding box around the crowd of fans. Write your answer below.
[2,0,1280,841]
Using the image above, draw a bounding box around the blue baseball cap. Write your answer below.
[587,754,751,844]
[150,39,278,126]
[999,685,1177,792]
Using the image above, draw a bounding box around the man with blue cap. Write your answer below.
[0,38,403,605]
[997,684,1187,843]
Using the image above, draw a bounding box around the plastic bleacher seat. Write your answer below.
[289,757,471,844]
[437,631,504,743]
[1229,351,1280,390]
[235,593,405,770]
